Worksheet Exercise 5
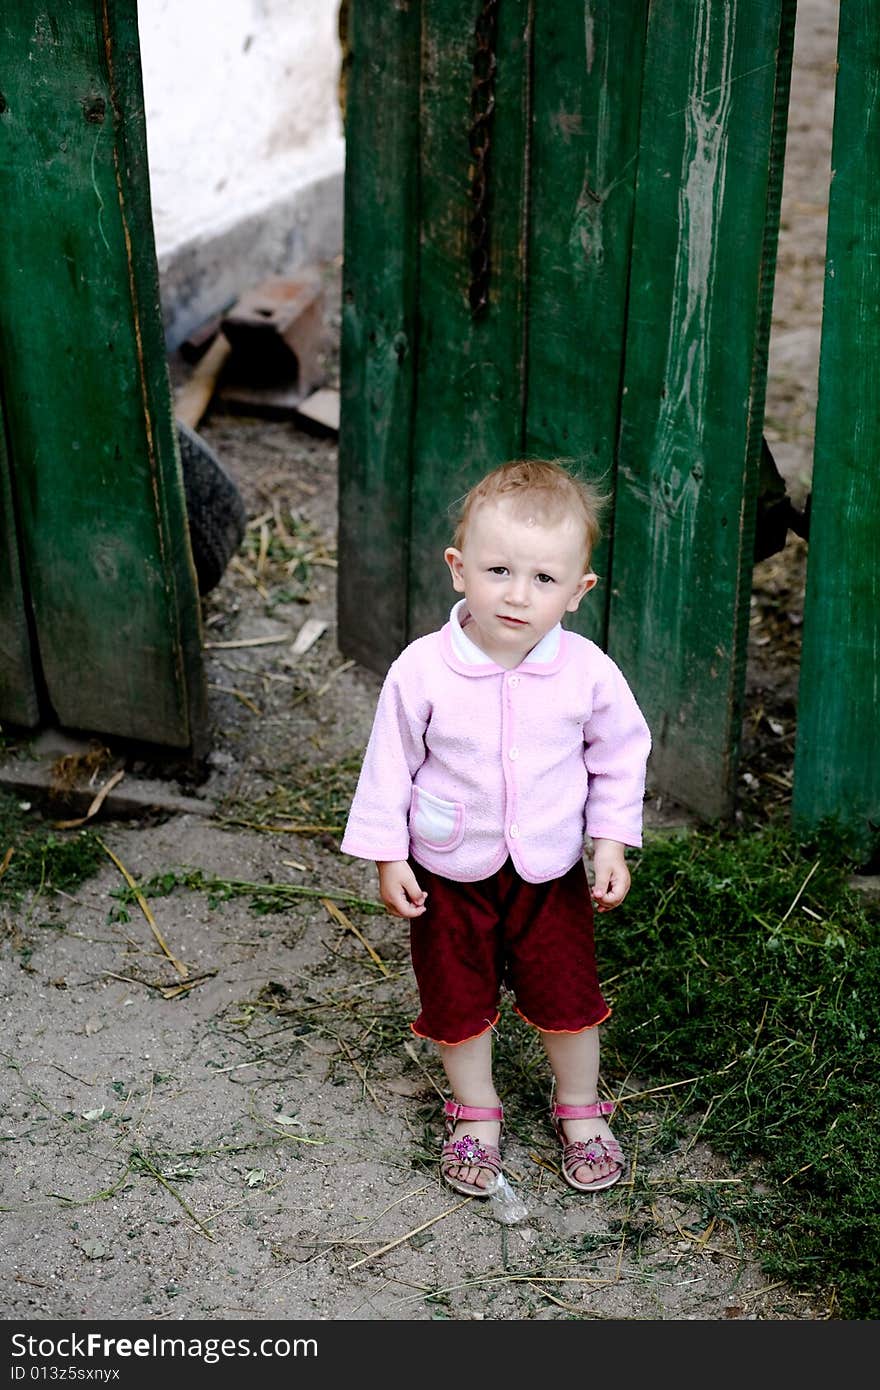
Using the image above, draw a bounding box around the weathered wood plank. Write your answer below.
[793,0,880,862]
[608,0,794,817]
[525,1,649,644]
[0,401,39,727]
[0,1,205,749]
[337,0,420,671]
[407,0,531,641]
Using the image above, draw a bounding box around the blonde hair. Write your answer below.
[451,459,607,567]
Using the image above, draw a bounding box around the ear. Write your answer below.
[444,547,466,593]
[566,572,598,613]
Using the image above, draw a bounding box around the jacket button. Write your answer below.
[508,746,519,760]
[509,823,519,838]
[509,675,520,687]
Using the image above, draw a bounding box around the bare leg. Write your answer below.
[540,1027,619,1187]
[438,1031,501,1191]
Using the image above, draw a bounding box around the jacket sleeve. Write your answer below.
[339,657,429,863]
[583,657,652,848]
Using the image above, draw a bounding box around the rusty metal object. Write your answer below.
[468,0,499,316]
[220,273,326,405]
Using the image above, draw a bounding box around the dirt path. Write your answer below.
[0,2,838,1325]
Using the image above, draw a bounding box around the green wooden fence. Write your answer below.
[0,1,205,752]
[792,0,880,861]
[338,0,880,862]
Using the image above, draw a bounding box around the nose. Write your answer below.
[505,574,529,606]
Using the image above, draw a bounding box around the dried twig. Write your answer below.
[402,1041,447,1102]
[214,816,341,835]
[271,499,293,544]
[257,521,270,574]
[229,555,269,599]
[204,634,289,650]
[396,1272,621,1306]
[741,1280,789,1302]
[207,683,263,716]
[778,859,820,924]
[290,659,356,707]
[97,839,188,979]
[617,1063,737,1105]
[328,1029,384,1112]
[529,1284,602,1315]
[103,969,215,1000]
[321,898,391,976]
[646,1176,742,1185]
[262,1124,325,1148]
[53,768,126,829]
[682,1095,715,1155]
[296,1188,436,1272]
[348,1198,472,1270]
[315,659,356,696]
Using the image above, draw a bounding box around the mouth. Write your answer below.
[497,615,527,626]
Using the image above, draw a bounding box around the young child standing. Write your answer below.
[341,460,651,1197]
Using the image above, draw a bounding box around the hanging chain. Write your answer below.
[468,0,499,316]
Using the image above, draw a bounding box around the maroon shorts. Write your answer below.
[409,856,610,1046]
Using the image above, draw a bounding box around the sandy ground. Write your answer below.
[1,1,839,1328]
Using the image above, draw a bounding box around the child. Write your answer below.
[341,460,651,1196]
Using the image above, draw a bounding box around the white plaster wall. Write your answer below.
[137,0,345,345]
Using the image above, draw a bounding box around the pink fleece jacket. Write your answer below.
[340,601,652,884]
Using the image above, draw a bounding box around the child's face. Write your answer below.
[444,499,596,667]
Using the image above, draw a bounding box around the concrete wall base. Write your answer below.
[158,167,344,351]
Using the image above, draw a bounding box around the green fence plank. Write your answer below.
[608,0,793,818]
[793,0,880,862]
[525,1,648,644]
[0,403,39,727]
[337,0,420,672]
[407,0,531,641]
[0,1,205,749]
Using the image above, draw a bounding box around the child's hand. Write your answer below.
[377,860,428,919]
[590,838,631,912]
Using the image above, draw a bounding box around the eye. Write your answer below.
[488,566,508,576]
[536,573,555,584]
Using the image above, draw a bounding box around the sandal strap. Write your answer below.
[552,1100,615,1121]
[443,1099,504,1124]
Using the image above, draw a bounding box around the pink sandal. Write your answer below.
[440,1099,503,1198]
[551,1099,625,1193]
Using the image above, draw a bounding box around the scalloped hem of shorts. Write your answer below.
[410,1013,501,1047]
[513,1003,612,1034]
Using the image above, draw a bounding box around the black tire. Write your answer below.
[176,421,247,595]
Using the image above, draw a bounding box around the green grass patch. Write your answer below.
[601,820,879,1318]
[218,754,361,833]
[0,791,105,906]
[111,866,385,917]
[240,511,335,604]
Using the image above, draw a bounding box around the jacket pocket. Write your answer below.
[409,785,465,852]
